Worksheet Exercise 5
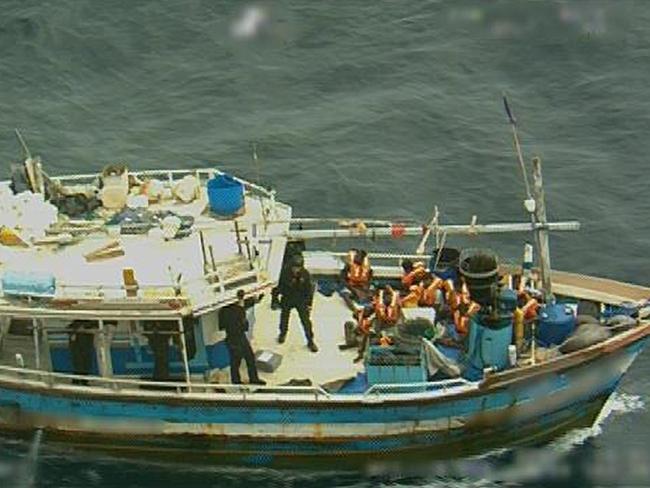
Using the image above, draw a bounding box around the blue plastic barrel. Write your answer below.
[207,174,244,217]
[536,304,576,347]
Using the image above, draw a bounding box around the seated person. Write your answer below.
[373,285,402,329]
[401,282,424,308]
[340,249,373,309]
[400,258,429,290]
[419,275,455,308]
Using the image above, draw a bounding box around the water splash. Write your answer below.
[549,392,645,453]
[14,429,42,488]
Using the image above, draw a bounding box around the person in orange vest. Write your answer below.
[374,285,402,327]
[419,275,455,307]
[400,259,429,290]
[340,249,373,310]
[352,306,375,363]
[516,274,541,321]
[401,282,424,308]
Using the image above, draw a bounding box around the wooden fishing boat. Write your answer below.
[0,120,647,467]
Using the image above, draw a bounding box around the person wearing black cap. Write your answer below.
[276,254,319,352]
[218,289,266,385]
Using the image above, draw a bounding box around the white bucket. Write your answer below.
[101,171,129,209]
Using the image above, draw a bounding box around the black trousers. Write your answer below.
[227,339,260,384]
[279,303,314,342]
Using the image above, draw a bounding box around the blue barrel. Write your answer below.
[429,247,460,283]
[466,314,513,373]
[536,304,576,347]
[207,174,244,216]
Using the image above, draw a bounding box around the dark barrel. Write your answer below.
[459,249,499,306]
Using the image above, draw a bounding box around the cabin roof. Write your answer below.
[0,168,291,319]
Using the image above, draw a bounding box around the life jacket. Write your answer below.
[420,277,454,307]
[374,289,401,325]
[379,334,393,347]
[453,301,480,335]
[401,283,424,308]
[450,281,472,310]
[401,261,428,289]
[356,309,373,335]
[521,296,540,320]
[346,250,371,287]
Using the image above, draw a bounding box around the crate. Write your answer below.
[365,345,426,385]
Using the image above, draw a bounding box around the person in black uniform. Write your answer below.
[275,254,319,352]
[218,289,266,385]
[68,320,96,385]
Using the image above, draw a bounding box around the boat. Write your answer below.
[0,109,648,467]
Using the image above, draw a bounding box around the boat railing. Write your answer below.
[47,168,277,201]
[0,364,333,400]
[363,378,474,397]
[0,364,476,401]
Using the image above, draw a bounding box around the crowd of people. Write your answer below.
[340,248,541,363]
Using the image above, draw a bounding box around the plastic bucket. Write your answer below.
[207,174,244,216]
[459,249,499,306]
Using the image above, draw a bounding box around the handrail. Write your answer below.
[45,168,275,199]
[0,364,332,399]
[363,378,474,397]
[0,364,476,400]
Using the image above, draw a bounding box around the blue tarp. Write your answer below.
[2,271,56,297]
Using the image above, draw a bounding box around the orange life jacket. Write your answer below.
[453,301,480,335]
[449,281,472,311]
[401,283,424,308]
[420,277,455,307]
[346,250,371,287]
[379,334,393,347]
[374,289,401,325]
[401,261,428,289]
[521,297,540,320]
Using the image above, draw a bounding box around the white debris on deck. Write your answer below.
[0,183,291,316]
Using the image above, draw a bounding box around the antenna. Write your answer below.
[14,128,32,160]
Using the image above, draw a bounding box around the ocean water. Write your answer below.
[0,1,649,486]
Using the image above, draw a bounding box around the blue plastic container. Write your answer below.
[1,271,56,297]
[466,314,513,373]
[498,288,518,314]
[429,247,460,283]
[365,346,426,385]
[207,174,244,217]
[536,304,576,347]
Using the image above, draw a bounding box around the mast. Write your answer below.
[531,157,553,301]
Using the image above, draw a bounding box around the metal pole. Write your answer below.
[177,318,192,392]
[97,319,113,378]
[31,318,40,370]
[286,221,580,240]
[532,157,553,301]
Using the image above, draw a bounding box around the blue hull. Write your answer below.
[0,337,646,464]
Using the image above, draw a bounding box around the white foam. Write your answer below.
[549,392,645,453]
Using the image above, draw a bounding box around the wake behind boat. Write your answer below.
[0,104,648,465]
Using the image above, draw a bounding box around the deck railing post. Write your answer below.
[96,319,113,380]
[31,318,40,371]
[177,318,192,392]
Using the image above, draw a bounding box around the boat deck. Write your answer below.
[250,293,363,387]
